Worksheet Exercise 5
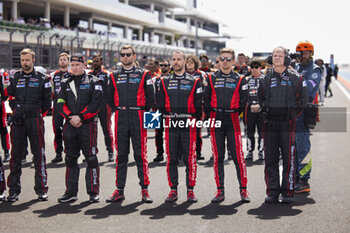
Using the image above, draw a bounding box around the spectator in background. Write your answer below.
[315,59,326,106]
[325,63,333,97]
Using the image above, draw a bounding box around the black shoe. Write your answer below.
[245,152,253,160]
[106,189,125,203]
[0,191,5,201]
[58,193,78,203]
[51,153,63,163]
[264,196,279,204]
[89,194,100,203]
[153,154,164,162]
[281,196,293,204]
[211,189,225,203]
[38,193,48,201]
[3,151,10,162]
[196,154,204,160]
[165,190,178,203]
[108,151,114,162]
[295,180,310,193]
[187,189,198,203]
[141,189,153,203]
[6,193,19,202]
[258,151,264,160]
[227,154,233,160]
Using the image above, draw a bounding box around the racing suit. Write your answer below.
[258,68,308,197]
[187,70,207,157]
[57,72,102,196]
[108,66,154,189]
[0,71,10,156]
[204,70,248,191]
[158,72,202,189]
[0,155,5,192]
[244,74,264,154]
[153,73,164,157]
[7,69,51,196]
[88,69,114,154]
[295,60,321,182]
[51,70,71,155]
[234,65,251,77]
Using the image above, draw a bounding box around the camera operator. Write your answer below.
[294,41,322,194]
[257,46,308,203]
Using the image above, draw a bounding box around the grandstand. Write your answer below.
[0,0,228,69]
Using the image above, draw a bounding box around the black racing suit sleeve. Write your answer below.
[7,75,16,111]
[298,76,309,110]
[204,74,212,119]
[144,71,154,111]
[42,76,52,117]
[239,77,248,114]
[56,81,72,120]
[157,78,166,114]
[107,72,116,111]
[194,79,203,117]
[78,79,103,121]
[257,75,268,110]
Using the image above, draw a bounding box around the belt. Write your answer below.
[116,106,145,110]
[267,114,288,121]
[213,108,239,113]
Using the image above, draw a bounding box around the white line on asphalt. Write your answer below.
[335,79,350,101]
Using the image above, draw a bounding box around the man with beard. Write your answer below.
[88,54,114,162]
[185,54,207,161]
[6,48,51,202]
[153,59,170,162]
[51,53,71,163]
[294,41,321,194]
[57,53,102,203]
[106,45,154,203]
[205,48,250,203]
[158,50,202,203]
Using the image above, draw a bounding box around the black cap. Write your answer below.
[70,53,85,63]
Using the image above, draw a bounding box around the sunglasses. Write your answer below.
[201,59,208,62]
[160,64,169,67]
[219,57,233,62]
[120,53,132,57]
[251,66,260,69]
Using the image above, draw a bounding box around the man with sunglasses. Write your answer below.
[199,54,211,73]
[88,54,114,162]
[244,59,265,161]
[153,59,171,162]
[185,54,207,161]
[106,45,154,203]
[234,53,251,77]
[205,48,250,203]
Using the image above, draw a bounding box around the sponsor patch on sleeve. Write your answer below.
[45,82,52,88]
[241,84,248,90]
[95,85,102,91]
[312,72,319,79]
[146,79,153,85]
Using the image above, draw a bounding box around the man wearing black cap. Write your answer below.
[56,53,103,203]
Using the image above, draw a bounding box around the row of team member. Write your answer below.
[0,41,319,204]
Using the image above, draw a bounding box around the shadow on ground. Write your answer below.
[84,201,143,219]
[33,201,91,217]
